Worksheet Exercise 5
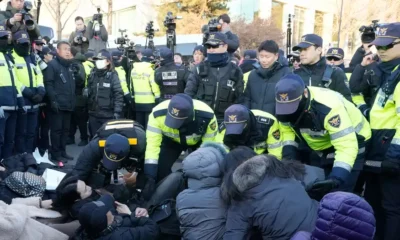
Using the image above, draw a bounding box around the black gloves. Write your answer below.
[141,176,156,201]
[381,159,400,176]
[51,101,59,113]
[31,94,43,103]
[307,178,341,201]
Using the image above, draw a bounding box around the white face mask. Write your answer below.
[95,59,107,69]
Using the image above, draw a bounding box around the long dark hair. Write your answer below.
[52,172,81,211]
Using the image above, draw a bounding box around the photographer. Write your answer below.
[87,10,108,54]
[0,0,40,40]
[69,16,89,55]
[217,14,240,55]
[347,23,376,73]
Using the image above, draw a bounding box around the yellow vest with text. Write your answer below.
[131,62,160,104]
[0,53,23,110]
[115,66,130,96]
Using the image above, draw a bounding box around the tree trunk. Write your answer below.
[57,2,62,40]
[107,0,112,34]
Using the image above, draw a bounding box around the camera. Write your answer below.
[146,21,155,38]
[114,29,137,61]
[115,29,127,45]
[359,20,380,34]
[93,7,103,24]
[163,12,182,31]
[208,18,222,33]
[19,1,34,28]
[76,32,83,44]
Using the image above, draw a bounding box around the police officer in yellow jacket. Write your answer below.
[112,50,131,106]
[0,27,25,159]
[239,50,258,90]
[131,49,160,129]
[216,104,282,159]
[83,51,95,84]
[357,23,400,240]
[12,30,45,154]
[275,74,371,196]
[145,93,218,183]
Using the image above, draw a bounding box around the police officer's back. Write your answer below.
[184,32,244,123]
[293,34,352,102]
[155,47,189,101]
[0,0,40,40]
[73,119,146,188]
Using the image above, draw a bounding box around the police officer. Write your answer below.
[85,50,124,136]
[131,49,160,129]
[12,31,45,154]
[216,104,282,159]
[73,119,146,188]
[357,23,400,240]
[111,50,132,108]
[185,32,244,124]
[293,34,352,102]
[326,47,346,71]
[145,93,218,184]
[0,26,25,159]
[155,47,189,102]
[83,51,95,82]
[275,74,371,196]
[239,50,257,89]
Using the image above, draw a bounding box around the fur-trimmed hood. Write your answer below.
[183,142,227,190]
[233,155,268,192]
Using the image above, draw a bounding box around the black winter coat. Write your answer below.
[346,46,365,73]
[225,31,240,54]
[243,60,291,114]
[72,54,87,107]
[223,156,318,240]
[87,69,123,119]
[44,56,76,111]
[294,58,352,102]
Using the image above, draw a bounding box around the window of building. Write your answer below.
[113,7,136,34]
[314,11,324,37]
[271,1,283,29]
[293,7,306,45]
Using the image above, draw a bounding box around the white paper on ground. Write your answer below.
[33,149,55,165]
[42,168,67,190]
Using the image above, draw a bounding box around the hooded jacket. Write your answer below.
[224,155,318,240]
[0,201,68,240]
[176,142,228,240]
[290,192,376,240]
[243,57,291,114]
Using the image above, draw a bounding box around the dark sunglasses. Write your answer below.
[291,57,300,63]
[206,44,224,49]
[376,41,400,51]
[36,43,44,46]
[326,56,341,61]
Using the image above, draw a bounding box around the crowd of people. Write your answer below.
[0,0,400,239]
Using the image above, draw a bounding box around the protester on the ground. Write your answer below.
[176,142,227,240]
[223,154,318,239]
[69,16,89,55]
[291,192,376,240]
[243,40,290,114]
[85,50,123,135]
[44,41,75,163]
[74,194,159,239]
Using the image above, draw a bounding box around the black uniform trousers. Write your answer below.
[69,106,89,141]
[35,105,50,153]
[136,111,151,130]
[88,115,112,139]
[0,111,17,159]
[15,110,38,154]
[49,110,71,158]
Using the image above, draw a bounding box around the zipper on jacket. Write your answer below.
[96,82,99,102]
[213,68,220,110]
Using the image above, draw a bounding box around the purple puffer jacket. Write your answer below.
[291,191,376,240]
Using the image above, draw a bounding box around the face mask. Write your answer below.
[95,59,107,69]
[14,43,30,56]
[207,52,229,67]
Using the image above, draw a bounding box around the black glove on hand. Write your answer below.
[51,101,59,113]
[141,176,156,201]
[381,159,400,176]
[307,178,340,201]
[31,94,43,103]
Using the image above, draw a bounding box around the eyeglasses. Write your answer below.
[206,44,224,49]
[376,41,400,51]
[291,57,300,63]
[326,56,341,61]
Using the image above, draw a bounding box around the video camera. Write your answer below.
[93,7,103,24]
[114,29,137,61]
[163,12,181,31]
[76,31,84,44]
[202,18,222,45]
[19,1,34,28]
[146,21,155,38]
[359,20,380,34]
